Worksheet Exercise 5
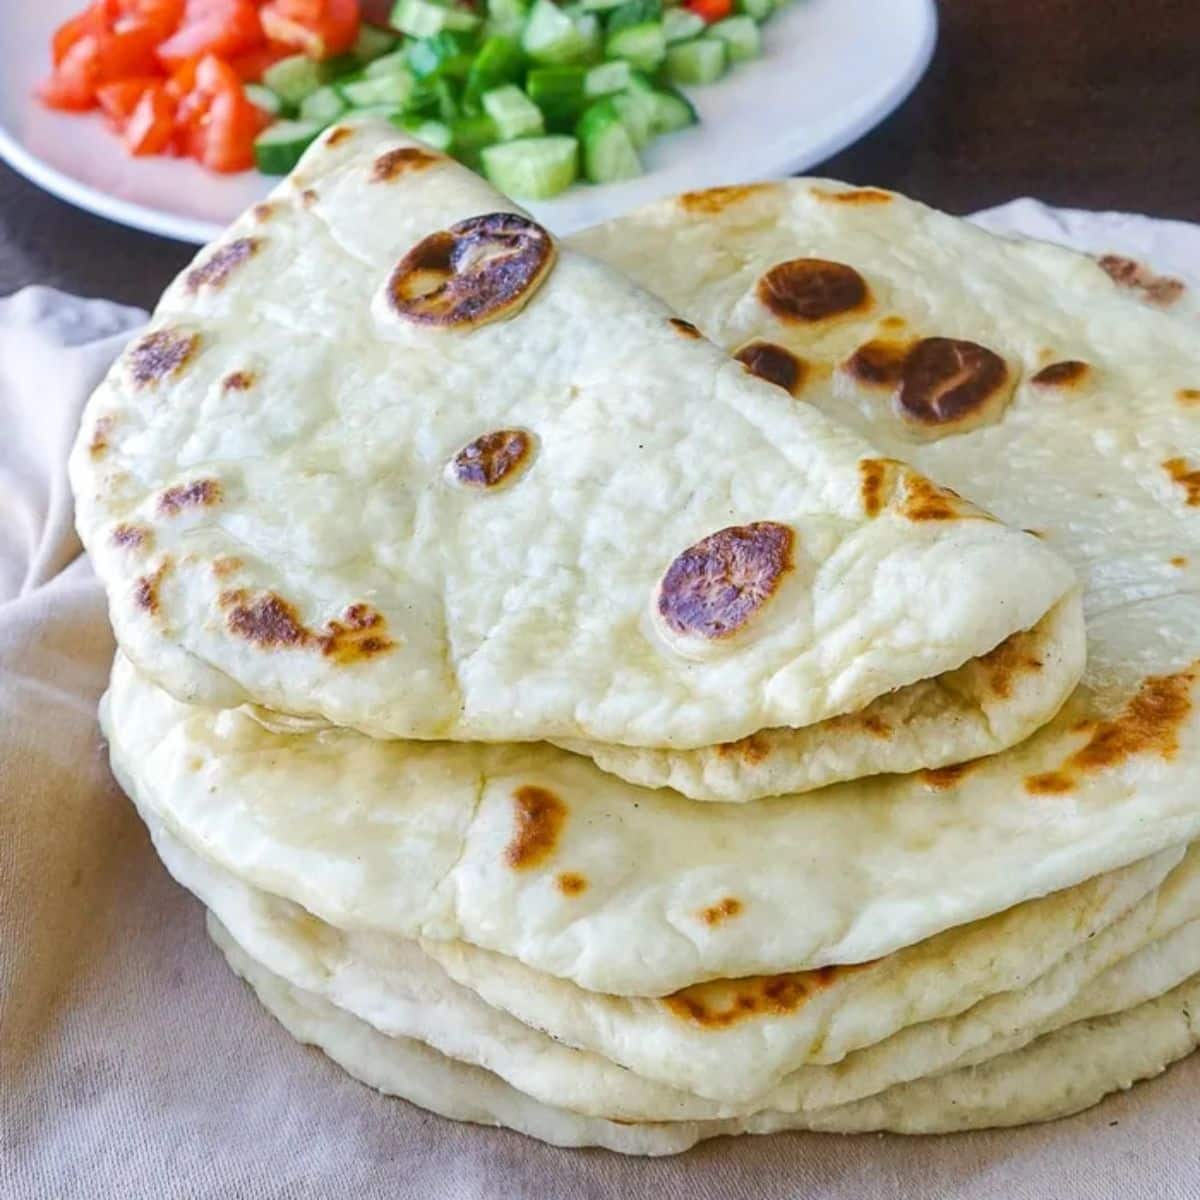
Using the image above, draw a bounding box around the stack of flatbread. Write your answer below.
[69,120,1200,1155]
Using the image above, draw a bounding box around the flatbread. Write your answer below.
[567,179,1200,800]
[212,918,1200,1154]
[145,807,1196,1118]
[105,652,1200,999]
[69,120,1078,765]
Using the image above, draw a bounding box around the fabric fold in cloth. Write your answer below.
[5,205,1200,1198]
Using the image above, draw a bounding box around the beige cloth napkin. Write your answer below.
[5,209,1200,1200]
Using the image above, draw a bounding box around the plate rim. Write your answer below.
[0,0,936,245]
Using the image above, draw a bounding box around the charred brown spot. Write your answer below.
[451,429,533,489]
[300,188,318,207]
[1025,665,1197,795]
[1098,254,1185,307]
[860,714,892,738]
[669,317,702,339]
[325,125,353,148]
[979,630,1044,699]
[1178,389,1200,406]
[223,370,256,392]
[843,339,915,387]
[504,786,566,870]
[880,316,906,330]
[186,238,259,293]
[212,556,242,578]
[921,760,981,790]
[859,457,897,518]
[678,183,771,214]
[901,472,970,522]
[133,561,169,615]
[372,145,438,181]
[252,203,275,223]
[89,416,114,457]
[812,186,893,205]
[1025,528,1046,539]
[715,732,770,765]
[658,522,794,641]
[158,478,222,516]
[757,258,870,324]
[557,872,588,896]
[128,329,198,387]
[1031,360,1090,388]
[663,962,871,1029]
[700,897,743,926]
[734,341,806,396]
[111,524,150,550]
[223,590,310,648]
[320,603,395,664]
[896,338,1010,432]
[1164,457,1200,506]
[1171,556,1188,568]
[387,213,555,330]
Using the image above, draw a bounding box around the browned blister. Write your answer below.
[451,429,533,489]
[387,213,555,330]
[757,258,870,324]
[734,340,807,395]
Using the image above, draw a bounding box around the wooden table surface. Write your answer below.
[3,0,1199,310]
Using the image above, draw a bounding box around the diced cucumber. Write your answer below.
[610,86,657,148]
[605,0,662,32]
[583,59,633,96]
[482,135,579,198]
[526,66,587,127]
[391,114,455,151]
[409,75,463,120]
[648,85,695,133]
[244,83,282,117]
[486,0,530,35]
[576,98,642,181]
[664,35,727,84]
[299,84,348,124]
[663,6,704,41]
[579,0,625,9]
[522,0,591,64]
[604,22,665,71]
[340,72,416,108]
[464,35,525,105]
[254,119,324,175]
[366,49,412,77]
[573,11,604,61]
[391,0,481,38]
[707,15,761,61]
[263,55,328,107]
[449,113,499,164]
[354,23,400,62]
[482,84,545,138]
[406,31,476,79]
[738,0,775,20]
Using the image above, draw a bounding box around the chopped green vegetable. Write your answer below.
[576,98,642,181]
[406,31,476,79]
[464,35,526,105]
[525,65,588,127]
[244,83,283,117]
[339,72,416,108]
[707,15,761,62]
[365,50,411,78]
[299,84,348,124]
[738,0,775,21]
[482,135,579,197]
[583,58,633,95]
[664,35,727,84]
[610,86,657,147]
[482,83,546,138]
[450,113,500,164]
[391,0,481,38]
[263,55,329,107]
[391,113,455,151]
[605,21,665,71]
[353,24,401,63]
[605,0,663,33]
[662,6,705,42]
[522,0,592,64]
[254,119,324,175]
[648,85,695,133]
[486,0,531,36]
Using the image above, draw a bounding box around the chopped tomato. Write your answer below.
[40,14,168,109]
[687,0,733,21]
[122,81,176,153]
[51,6,108,65]
[175,53,269,171]
[96,74,162,124]
[260,0,359,60]
[156,0,264,68]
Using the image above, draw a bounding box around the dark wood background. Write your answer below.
[3,0,1199,309]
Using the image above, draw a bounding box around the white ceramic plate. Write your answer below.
[0,0,935,241]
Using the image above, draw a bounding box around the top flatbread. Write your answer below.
[69,121,1075,754]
